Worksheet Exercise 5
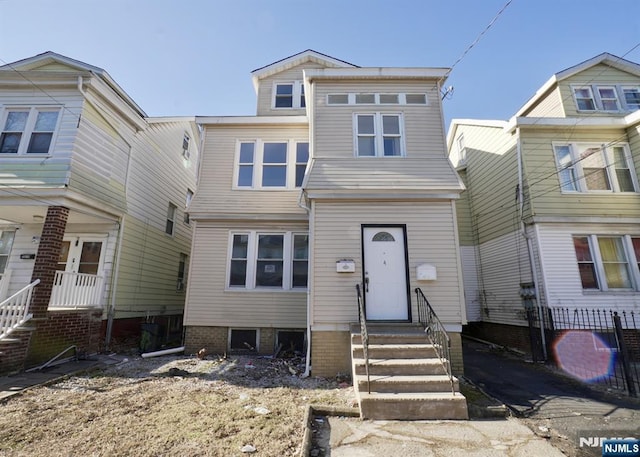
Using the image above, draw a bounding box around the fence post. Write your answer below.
[613,312,637,397]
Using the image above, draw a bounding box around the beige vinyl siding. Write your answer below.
[189,124,309,217]
[305,157,462,191]
[3,224,41,296]
[559,64,640,117]
[312,81,445,160]
[536,223,640,311]
[0,89,81,188]
[521,127,640,218]
[455,170,474,245]
[475,229,532,326]
[457,124,518,244]
[460,245,481,322]
[522,86,565,117]
[310,201,465,328]
[68,101,128,211]
[111,215,191,319]
[256,62,327,116]
[184,221,308,328]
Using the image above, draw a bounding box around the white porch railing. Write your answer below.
[49,271,104,309]
[0,279,40,341]
[0,268,12,301]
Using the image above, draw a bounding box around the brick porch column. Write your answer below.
[30,206,69,319]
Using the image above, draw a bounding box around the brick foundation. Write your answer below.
[26,309,102,368]
[311,330,351,378]
[0,329,33,374]
[103,315,184,353]
[184,326,229,356]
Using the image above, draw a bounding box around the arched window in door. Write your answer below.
[372,231,395,242]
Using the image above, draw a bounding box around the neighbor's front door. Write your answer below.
[362,226,409,320]
[57,236,105,275]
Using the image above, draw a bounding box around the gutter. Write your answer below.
[516,127,547,360]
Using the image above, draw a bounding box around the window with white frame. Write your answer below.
[355,113,403,157]
[165,203,177,235]
[597,86,620,111]
[228,231,309,290]
[273,81,305,109]
[622,86,640,110]
[177,253,188,291]
[182,133,190,159]
[295,143,309,187]
[573,235,640,291]
[0,231,15,274]
[572,85,640,112]
[235,140,308,189]
[327,93,427,105]
[456,134,466,163]
[184,189,193,224]
[552,142,637,193]
[0,108,60,155]
[573,87,596,111]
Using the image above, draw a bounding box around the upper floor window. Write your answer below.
[0,230,15,274]
[573,235,640,291]
[273,81,305,109]
[228,231,308,290]
[327,93,427,106]
[182,133,190,159]
[623,86,640,110]
[234,140,308,189]
[572,85,640,112]
[184,189,194,224]
[177,253,188,291]
[166,203,177,235]
[0,108,60,155]
[354,113,404,157]
[553,142,637,193]
[456,134,466,163]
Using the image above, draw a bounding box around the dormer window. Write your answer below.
[573,87,596,111]
[0,108,60,155]
[623,87,640,110]
[597,87,619,111]
[273,82,305,109]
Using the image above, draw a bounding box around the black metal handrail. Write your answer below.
[356,284,370,394]
[415,287,455,394]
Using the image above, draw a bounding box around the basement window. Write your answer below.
[275,330,305,355]
[229,328,258,352]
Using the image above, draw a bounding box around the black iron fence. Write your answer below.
[527,307,639,397]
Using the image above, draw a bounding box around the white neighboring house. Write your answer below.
[0,52,199,373]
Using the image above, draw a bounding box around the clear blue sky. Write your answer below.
[1,0,639,129]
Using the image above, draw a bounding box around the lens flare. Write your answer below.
[552,330,615,382]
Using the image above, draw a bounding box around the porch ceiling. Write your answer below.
[0,205,116,225]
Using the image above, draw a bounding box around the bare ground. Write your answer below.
[0,354,356,457]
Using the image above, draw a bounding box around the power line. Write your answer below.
[441,0,515,82]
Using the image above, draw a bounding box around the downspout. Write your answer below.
[297,189,312,377]
[516,127,547,360]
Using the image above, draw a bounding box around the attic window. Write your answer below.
[405,94,427,104]
[274,82,305,109]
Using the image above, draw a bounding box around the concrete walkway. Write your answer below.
[324,416,564,456]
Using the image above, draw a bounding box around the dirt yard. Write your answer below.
[0,354,355,457]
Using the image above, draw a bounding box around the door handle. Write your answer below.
[364,276,369,293]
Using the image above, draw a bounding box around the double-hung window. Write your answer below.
[0,231,15,274]
[354,113,404,157]
[273,81,305,109]
[165,203,177,235]
[573,87,596,111]
[622,86,640,110]
[597,87,620,111]
[228,232,308,290]
[552,142,637,193]
[235,140,309,189]
[573,235,639,291]
[0,108,60,155]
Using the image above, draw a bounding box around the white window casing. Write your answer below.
[0,107,61,155]
[354,113,405,157]
[272,81,305,109]
[573,235,640,291]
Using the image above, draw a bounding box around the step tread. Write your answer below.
[352,343,435,350]
[359,391,466,401]
[353,358,443,366]
[355,374,457,383]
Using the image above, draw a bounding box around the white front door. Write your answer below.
[362,226,409,321]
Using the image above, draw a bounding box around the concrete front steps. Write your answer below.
[351,324,468,420]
